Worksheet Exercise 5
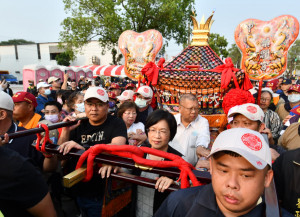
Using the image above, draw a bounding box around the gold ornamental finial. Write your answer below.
[190,11,215,46]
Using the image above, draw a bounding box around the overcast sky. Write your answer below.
[0,0,299,57]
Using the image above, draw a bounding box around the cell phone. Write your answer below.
[64,70,67,74]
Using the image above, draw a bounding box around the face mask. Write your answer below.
[44,89,51,95]
[135,98,147,108]
[57,98,63,105]
[29,83,34,86]
[288,94,300,103]
[45,114,59,123]
[108,101,115,108]
[75,103,85,113]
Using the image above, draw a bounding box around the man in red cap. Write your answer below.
[125,83,136,91]
[110,82,121,96]
[276,84,300,123]
[108,91,118,115]
[266,79,279,92]
[12,91,42,129]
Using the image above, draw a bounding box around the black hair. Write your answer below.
[145,109,177,141]
[56,90,72,105]
[44,101,62,112]
[261,90,273,99]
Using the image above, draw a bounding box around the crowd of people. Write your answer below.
[0,74,299,217]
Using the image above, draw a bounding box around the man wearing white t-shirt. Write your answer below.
[169,94,210,166]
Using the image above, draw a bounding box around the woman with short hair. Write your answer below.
[134,109,182,217]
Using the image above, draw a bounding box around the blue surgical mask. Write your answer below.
[108,101,116,108]
[44,89,51,95]
[135,98,147,108]
[75,103,85,113]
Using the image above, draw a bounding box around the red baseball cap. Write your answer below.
[108,91,117,99]
[287,84,300,93]
[265,79,279,91]
[110,83,120,90]
[125,83,135,89]
[12,92,37,108]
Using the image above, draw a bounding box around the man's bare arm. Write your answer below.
[27,192,57,217]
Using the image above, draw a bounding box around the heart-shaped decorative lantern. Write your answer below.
[118,30,163,80]
[235,15,299,80]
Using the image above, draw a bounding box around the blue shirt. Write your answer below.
[35,94,54,118]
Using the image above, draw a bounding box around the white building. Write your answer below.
[0,41,123,81]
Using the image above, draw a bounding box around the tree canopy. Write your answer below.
[55,50,75,66]
[0,39,35,45]
[287,39,300,76]
[60,0,195,51]
[208,33,228,59]
[228,43,241,68]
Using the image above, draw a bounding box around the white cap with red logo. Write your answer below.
[84,87,109,102]
[228,103,264,122]
[209,128,271,170]
[135,86,153,99]
[117,90,134,101]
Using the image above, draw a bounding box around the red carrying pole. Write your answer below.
[257,79,263,106]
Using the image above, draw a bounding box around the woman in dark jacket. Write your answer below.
[131,109,182,217]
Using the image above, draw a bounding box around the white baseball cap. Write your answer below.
[209,128,272,169]
[48,76,60,84]
[135,86,153,99]
[84,87,109,102]
[117,90,134,101]
[0,91,14,111]
[37,82,51,90]
[228,103,264,122]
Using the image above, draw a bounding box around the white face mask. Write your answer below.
[44,89,51,95]
[45,114,59,123]
[288,94,300,103]
[75,103,85,113]
[135,98,148,108]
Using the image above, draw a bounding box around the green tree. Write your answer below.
[228,44,241,68]
[60,0,195,56]
[111,48,123,65]
[287,39,300,77]
[208,33,228,59]
[55,50,75,66]
[0,39,34,45]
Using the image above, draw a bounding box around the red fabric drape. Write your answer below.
[141,58,165,86]
[212,57,252,90]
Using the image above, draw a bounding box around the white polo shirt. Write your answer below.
[169,114,210,166]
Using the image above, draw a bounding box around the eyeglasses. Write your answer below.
[260,98,271,102]
[180,104,198,112]
[85,102,107,108]
[147,128,169,137]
